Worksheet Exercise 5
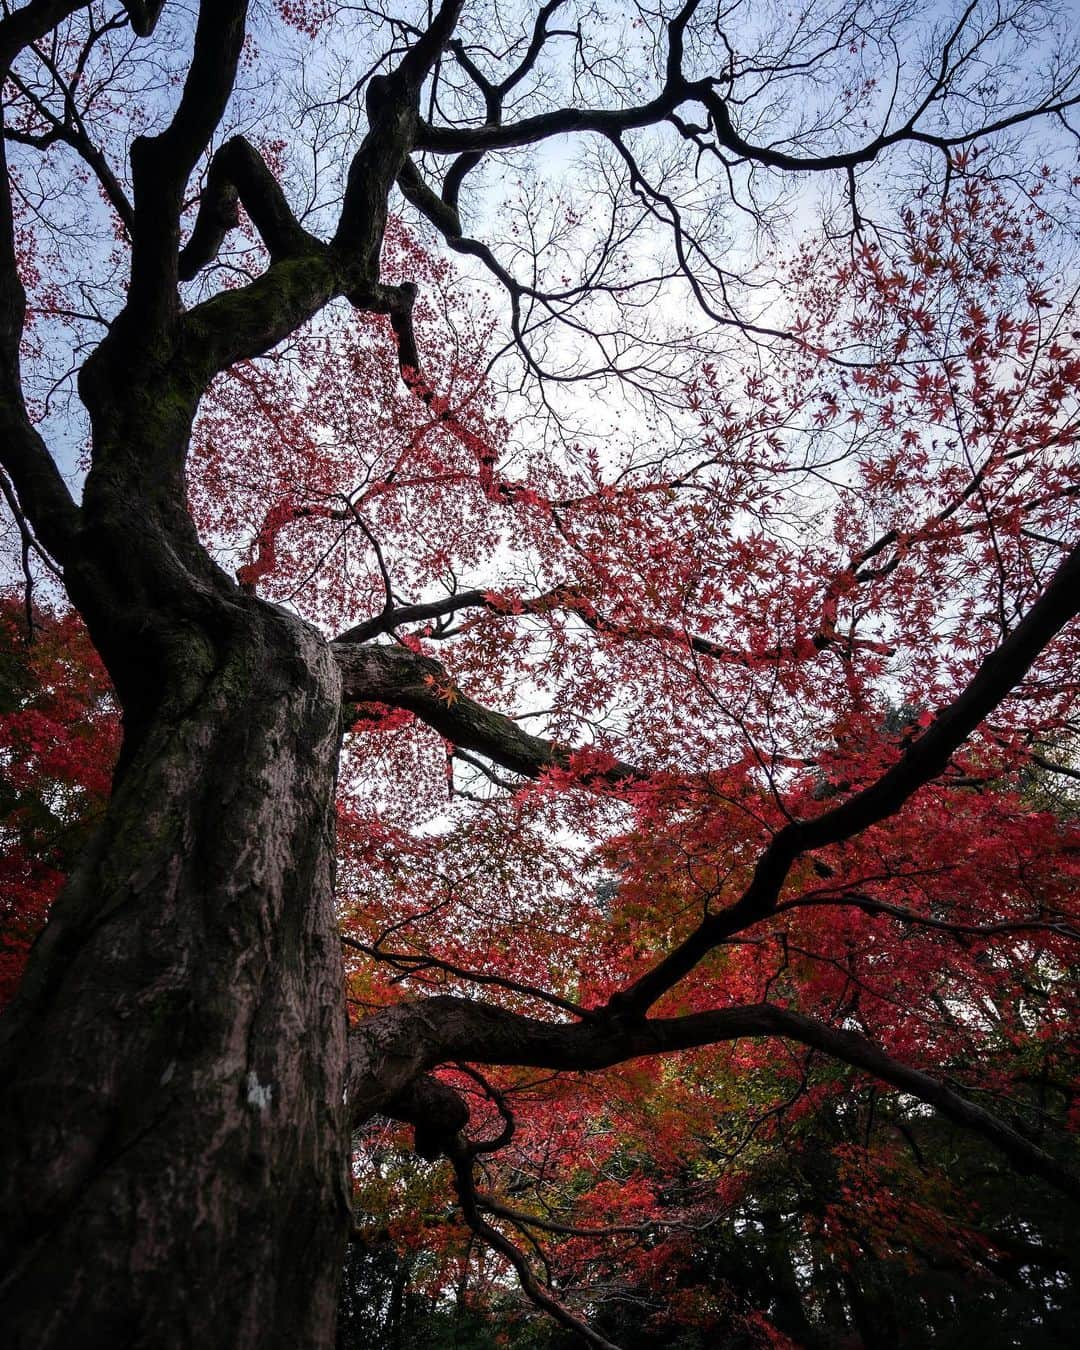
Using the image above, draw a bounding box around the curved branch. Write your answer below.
[349,995,1080,1204]
[334,0,463,266]
[382,1072,469,1160]
[0,111,79,563]
[0,1,89,65]
[179,135,320,280]
[416,71,1079,174]
[333,640,639,782]
[449,1139,622,1350]
[414,84,688,155]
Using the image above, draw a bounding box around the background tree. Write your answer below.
[0,592,116,1004]
[1,2,1079,1347]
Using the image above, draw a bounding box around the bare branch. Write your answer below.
[0,1,89,66]
[0,108,78,562]
[125,0,249,325]
[178,135,322,280]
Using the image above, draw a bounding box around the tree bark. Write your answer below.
[0,576,353,1348]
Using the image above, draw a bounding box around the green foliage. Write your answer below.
[337,1241,504,1350]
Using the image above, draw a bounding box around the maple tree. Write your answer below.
[0,594,117,1005]
[1,2,1079,1347]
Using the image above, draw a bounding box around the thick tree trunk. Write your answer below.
[0,587,353,1347]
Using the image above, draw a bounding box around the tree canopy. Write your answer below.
[1,2,1079,1347]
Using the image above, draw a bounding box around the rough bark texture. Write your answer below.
[0,506,352,1348]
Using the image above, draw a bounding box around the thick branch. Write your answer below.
[177,252,340,381]
[122,1,165,37]
[334,0,463,269]
[609,538,1080,1015]
[0,1,89,65]
[382,1073,469,1160]
[333,640,637,782]
[126,0,249,325]
[349,996,1080,1204]
[415,86,686,155]
[178,135,321,281]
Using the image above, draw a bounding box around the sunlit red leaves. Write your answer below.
[322,180,1080,1318]
[6,172,1080,1329]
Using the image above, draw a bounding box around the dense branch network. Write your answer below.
[1,0,1079,1340]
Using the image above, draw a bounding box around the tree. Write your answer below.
[0,592,116,1005]
[1,2,1079,1346]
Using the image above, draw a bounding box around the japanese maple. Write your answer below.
[0,594,117,1005]
[1,4,1079,1349]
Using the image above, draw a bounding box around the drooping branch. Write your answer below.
[448,1139,623,1350]
[388,1061,623,1350]
[382,1072,469,1161]
[122,1,166,37]
[0,464,63,579]
[349,995,1080,1203]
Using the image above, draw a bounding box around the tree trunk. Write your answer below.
[0,583,353,1347]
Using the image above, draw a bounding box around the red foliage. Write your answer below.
[0,596,119,1006]
[5,182,1080,1331]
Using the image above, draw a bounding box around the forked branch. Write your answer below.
[350,994,1080,1203]
[178,136,321,280]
